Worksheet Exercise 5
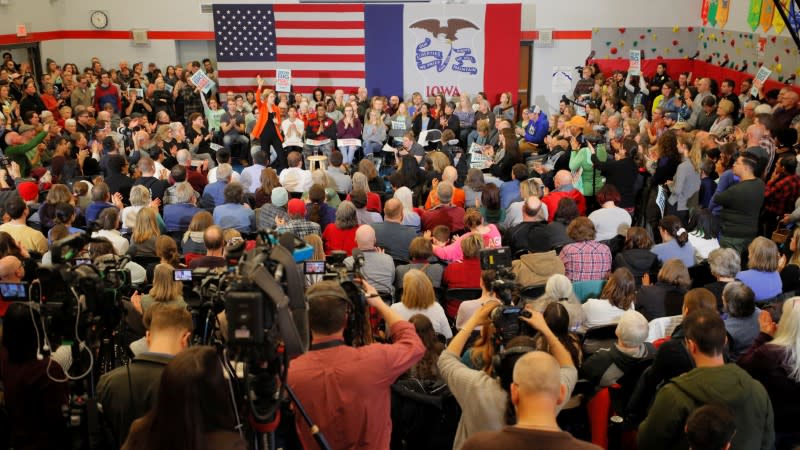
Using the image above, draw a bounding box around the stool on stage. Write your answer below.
[308,155,328,171]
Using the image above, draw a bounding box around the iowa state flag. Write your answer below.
[366,3,521,103]
[212,3,521,104]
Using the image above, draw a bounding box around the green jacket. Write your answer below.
[568,145,606,197]
[5,130,46,177]
[638,363,774,450]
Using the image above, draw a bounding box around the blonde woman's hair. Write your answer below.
[303,234,325,260]
[351,172,370,193]
[770,298,800,382]
[45,184,72,205]
[128,185,151,207]
[401,269,436,309]
[132,207,160,244]
[149,264,183,303]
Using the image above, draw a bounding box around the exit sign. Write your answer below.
[16,24,28,37]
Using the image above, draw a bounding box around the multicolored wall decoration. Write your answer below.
[590,25,800,84]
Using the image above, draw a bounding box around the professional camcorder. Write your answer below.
[481,247,533,344]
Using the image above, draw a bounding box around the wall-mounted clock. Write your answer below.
[90,10,109,29]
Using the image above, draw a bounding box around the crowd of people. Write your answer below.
[1,51,800,450]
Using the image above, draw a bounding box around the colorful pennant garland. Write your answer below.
[701,0,711,25]
[774,0,789,33]
[708,0,719,26]
[748,0,763,31]
[716,0,731,28]
[760,0,775,31]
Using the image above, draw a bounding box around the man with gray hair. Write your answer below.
[133,157,169,202]
[421,181,465,232]
[581,310,655,387]
[721,281,759,360]
[176,148,208,194]
[200,163,232,210]
[172,121,215,169]
[688,77,715,129]
[344,224,395,296]
[163,182,201,232]
[738,100,760,130]
[213,182,255,233]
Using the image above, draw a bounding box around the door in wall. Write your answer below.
[518,43,532,118]
[0,43,42,85]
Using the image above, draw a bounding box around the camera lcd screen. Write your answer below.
[74,258,92,266]
[174,269,193,281]
[304,261,326,275]
[0,282,27,301]
[479,247,512,270]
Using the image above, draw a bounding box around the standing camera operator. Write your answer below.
[96,303,193,447]
[287,279,425,450]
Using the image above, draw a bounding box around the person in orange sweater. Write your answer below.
[424,166,466,209]
[251,75,285,170]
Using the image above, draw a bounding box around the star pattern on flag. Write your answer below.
[213,4,276,62]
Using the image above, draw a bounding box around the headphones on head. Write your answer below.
[491,345,536,378]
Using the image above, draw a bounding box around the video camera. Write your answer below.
[480,247,533,344]
[303,249,372,347]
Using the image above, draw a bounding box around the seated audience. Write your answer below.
[637,259,692,321]
[582,267,636,329]
[395,237,444,290]
[542,170,587,221]
[504,196,548,256]
[344,224,395,295]
[391,269,451,339]
[704,247,741,311]
[532,302,583,367]
[559,217,612,282]
[637,310,774,450]
[131,264,187,314]
[687,208,720,264]
[181,211,213,255]
[685,405,737,450]
[722,281,761,360]
[651,215,695,268]
[305,184,336,231]
[276,198,321,240]
[163,183,201,233]
[442,234,484,317]
[92,207,129,255]
[0,196,48,254]
[613,226,659,286]
[738,298,800,448]
[525,274,587,332]
[258,186,289,229]
[212,182,255,233]
[188,225,226,269]
[405,314,446,381]
[422,181,466,232]
[127,207,160,258]
[372,198,417,262]
[588,184,632,242]
[350,188,382,225]
[736,236,782,303]
[322,200,359,256]
[581,310,655,386]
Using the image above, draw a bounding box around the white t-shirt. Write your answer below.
[207,166,241,184]
[581,298,633,329]
[688,232,720,264]
[589,206,632,242]
[390,302,453,338]
[281,118,306,147]
[278,167,313,193]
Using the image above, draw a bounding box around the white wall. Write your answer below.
[526,0,701,112]
[2,0,705,111]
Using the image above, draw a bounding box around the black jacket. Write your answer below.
[591,155,639,208]
[635,282,687,321]
[96,353,173,447]
[411,114,439,138]
[613,248,660,286]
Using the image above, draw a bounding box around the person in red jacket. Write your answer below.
[541,170,587,222]
[252,75,285,170]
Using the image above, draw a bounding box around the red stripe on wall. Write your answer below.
[218,69,365,78]
[484,3,522,104]
[273,4,364,13]
[220,85,361,94]
[0,30,212,45]
[275,37,364,46]
[521,30,593,40]
[275,21,363,29]
[277,54,364,63]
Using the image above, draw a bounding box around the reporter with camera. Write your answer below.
[439,302,578,450]
[287,279,425,450]
[97,303,193,447]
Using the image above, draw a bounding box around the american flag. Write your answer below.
[212,4,365,95]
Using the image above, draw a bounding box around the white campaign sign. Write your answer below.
[403,5,485,99]
[276,69,292,93]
